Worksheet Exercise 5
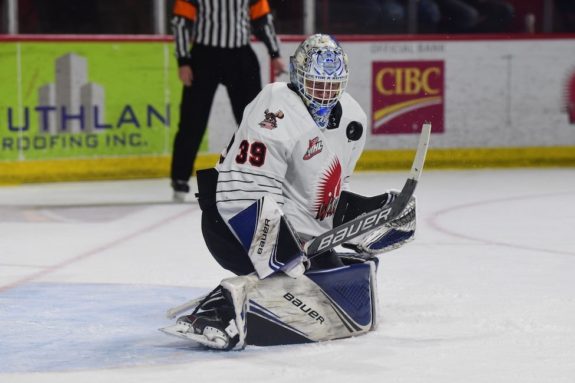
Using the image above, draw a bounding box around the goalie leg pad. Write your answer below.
[222,260,380,346]
[161,260,379,349]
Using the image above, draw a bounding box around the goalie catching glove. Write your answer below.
[335,191,416,256]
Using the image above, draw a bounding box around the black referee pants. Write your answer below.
[171,44,262,183]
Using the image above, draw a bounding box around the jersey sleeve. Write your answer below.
[216,85,294,222]
[249,0,281,58]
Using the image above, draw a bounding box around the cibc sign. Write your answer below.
[371,61,444,135]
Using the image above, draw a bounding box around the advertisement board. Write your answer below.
[0,41,177,160]
[1,35,574,183]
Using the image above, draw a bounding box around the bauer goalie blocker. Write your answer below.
[160,260,379,350]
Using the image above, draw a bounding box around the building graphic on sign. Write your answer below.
[38,53,105,134]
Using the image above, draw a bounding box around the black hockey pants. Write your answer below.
[171,44,262,183]
[196,169,344,277]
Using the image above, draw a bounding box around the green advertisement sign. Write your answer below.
[0,41,182,161]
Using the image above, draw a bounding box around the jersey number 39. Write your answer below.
[235,140,267,167]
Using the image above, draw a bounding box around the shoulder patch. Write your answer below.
[303,136,324,160]
[259,109,285,130]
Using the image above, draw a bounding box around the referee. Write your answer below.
[170,0,285,202]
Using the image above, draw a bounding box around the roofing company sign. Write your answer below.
[1,46,176,161]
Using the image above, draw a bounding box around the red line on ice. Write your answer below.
[426,191,575,257]
[0,206,197,293]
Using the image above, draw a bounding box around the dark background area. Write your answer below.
[0,0,573,35]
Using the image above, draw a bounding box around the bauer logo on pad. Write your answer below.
[371,60,444,134]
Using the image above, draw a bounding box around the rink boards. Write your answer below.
[0,34,574,183]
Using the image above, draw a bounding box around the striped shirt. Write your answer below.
[172,0,280,66]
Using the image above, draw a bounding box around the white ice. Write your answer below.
[1,169,574,383]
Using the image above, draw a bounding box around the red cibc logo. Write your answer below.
[567,71,575,124]
[372,61,444,134]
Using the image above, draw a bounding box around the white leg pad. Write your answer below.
[219,260,379,347]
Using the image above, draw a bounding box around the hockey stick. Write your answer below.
[304,122,431,257]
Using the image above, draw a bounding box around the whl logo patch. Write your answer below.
[303,136,323,160]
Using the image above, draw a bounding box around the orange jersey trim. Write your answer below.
[250,0,270,20]
[173,0,197,20]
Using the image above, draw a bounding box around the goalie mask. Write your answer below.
[290,34,349,128]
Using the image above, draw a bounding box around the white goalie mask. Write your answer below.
[290,34,349,128]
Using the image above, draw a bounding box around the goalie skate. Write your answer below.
[160,314,239,350]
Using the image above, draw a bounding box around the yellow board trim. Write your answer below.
[356,146,575,171]
[1,147,575,185]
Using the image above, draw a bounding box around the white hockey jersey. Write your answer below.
[216,82,367,239]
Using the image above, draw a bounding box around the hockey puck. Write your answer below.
[346,121,363,141]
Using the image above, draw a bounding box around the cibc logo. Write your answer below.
[372,61,444,134]
[566,70,575,124]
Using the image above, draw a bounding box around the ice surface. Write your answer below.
[1,169,574,383]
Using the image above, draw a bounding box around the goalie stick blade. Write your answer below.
[165,293,209,319]
[409,122,431,180]
[160,324,230,350]
[160,323,193,339]
[304,123,431,257]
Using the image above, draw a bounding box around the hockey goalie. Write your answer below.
[161,34,418,350]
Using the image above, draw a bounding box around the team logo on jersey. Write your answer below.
[303,136,324,160]
[314,157,342,221]
[259,109,284,130]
